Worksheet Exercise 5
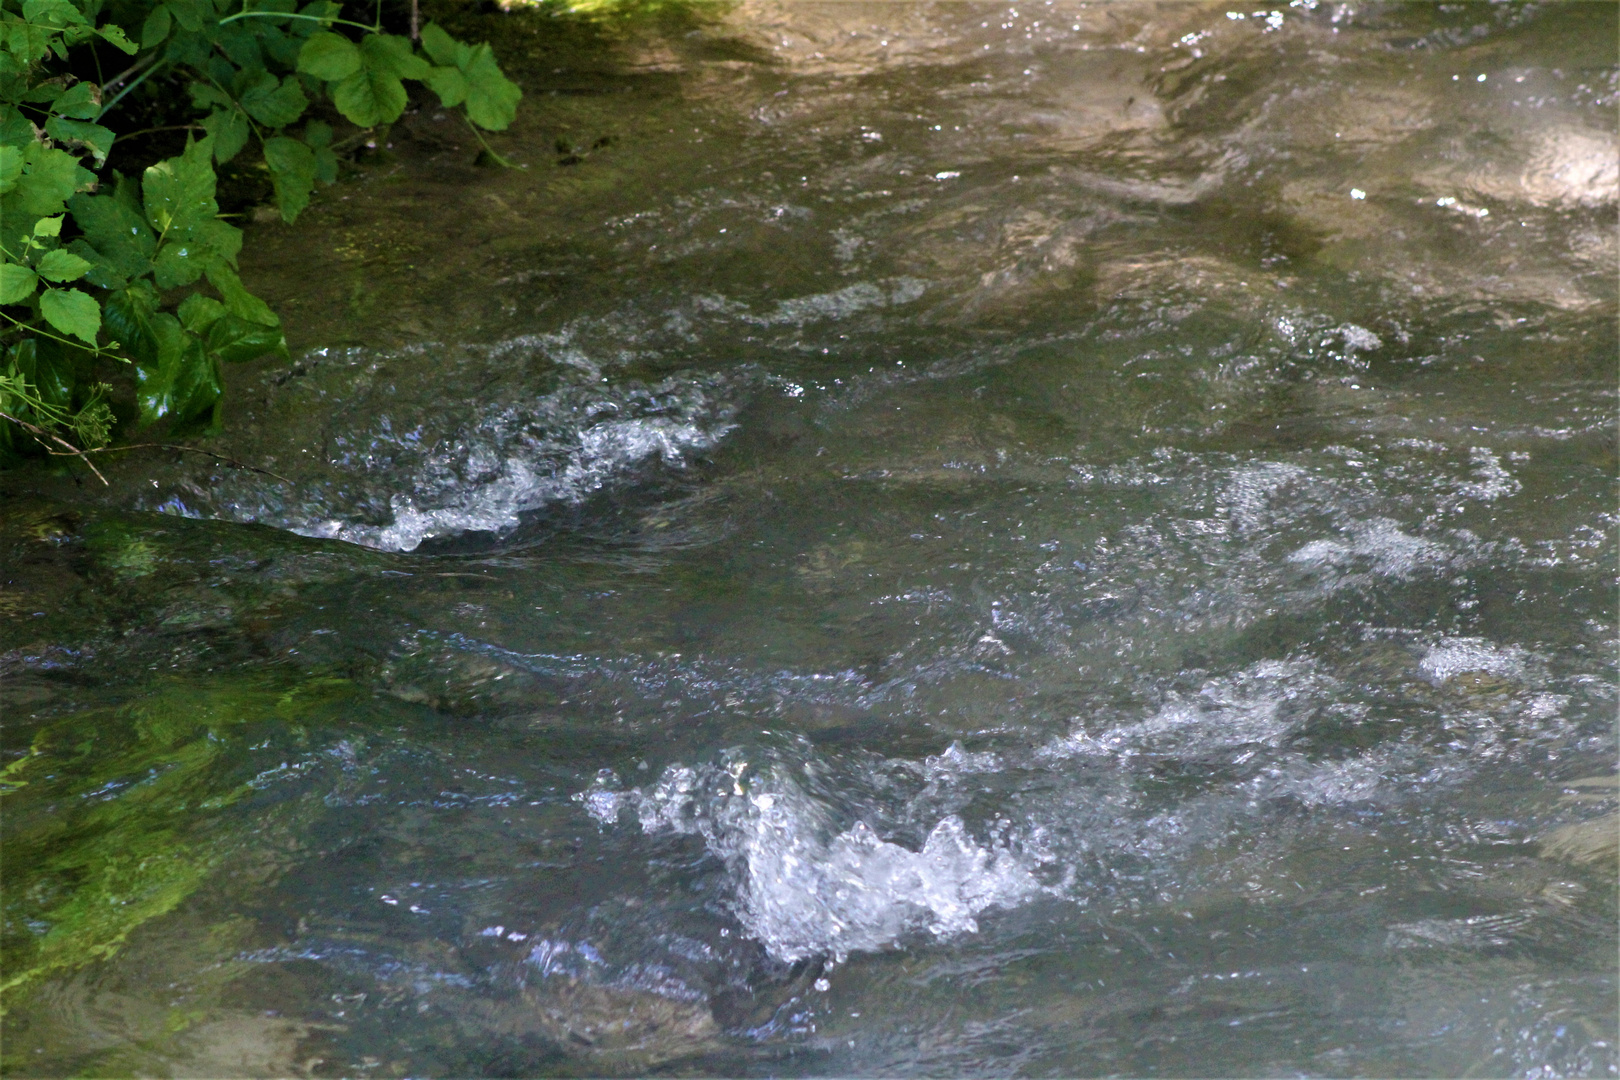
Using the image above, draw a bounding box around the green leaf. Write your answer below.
[239,72,307,128]
[33,213,63,236]
[177,292,224,333]
[49,80,99,119]
[418,22,463,67]
[303,120,338,182]
[12,336,75,411]
[425,64,466,108]
[140,4,171,48]
[166,0,208,33]
[134,312,220,427]
[263,134,313,221]
[102,279,159,361]
[68,187,156,279]
[44,116,114,164]
[206,312,286,363]
[205,264,278,327]
[151,218,239,288]
[0,262,38,304]
[0,106,35,147]
[64,238,129,289]
[21,0,89,28]
[361,33,430,81]
[330,67,404,128]
[0,143,23,194]
[188,80,231,111]
[461,44,520,131]
[39,287,100,344]
[95,23,138,55]
[201,106,249,164]
[142,136,217,237]
[35,247,92,282]
[10,142,94,217]
[296,30,360,81]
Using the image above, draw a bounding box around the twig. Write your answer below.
[85,442,296,485]
[0,410,109,485]
[410,0,419,40]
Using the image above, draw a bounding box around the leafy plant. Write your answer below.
[1,0,521,461]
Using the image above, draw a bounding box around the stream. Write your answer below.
[2,2,1616,1075]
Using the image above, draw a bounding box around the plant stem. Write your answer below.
[0,409,109,485]
[215,10,379,31]
[96,60,163,120]
[463,113,520,168]
[0,312,126,361]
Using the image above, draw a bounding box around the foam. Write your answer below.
[579,758,1039,963]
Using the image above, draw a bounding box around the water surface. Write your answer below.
[2,2,1615,1076]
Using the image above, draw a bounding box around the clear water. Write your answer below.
[3,3,1615,1075]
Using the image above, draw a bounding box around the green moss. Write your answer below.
[0,676,361,1008]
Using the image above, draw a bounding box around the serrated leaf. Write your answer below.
[39,286,100,344]
[0,262,38,303]
[205,264,277,327]
[152,218,239,288]
[68,189,155,279]
[0,106,35,147]
[263,135,313,221]
[21,0,88,28]
[330,67,404,128]
[44,116,114,164]
[188,80,231,111]
[35,247,91,282]
[418,22,460,67]
[139,4,171,48]
[177,292,224,333]
[201,106,249,163]
[462,44,520,131]
[240,72,306,128]
[0,143,23,194]
[33,214,62,236]
[206,312,286,363]
[95,23,137,54]
[49,80,99,118]
[296,31,359,81]
[12,142,94,217]
[102,279,159,361]
[166,0,207,33]
[64,238,128,289]
[143,136,217,237]
[425,64,466,108]
[361,33,430,81]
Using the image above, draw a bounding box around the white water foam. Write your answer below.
[579,758,1039,964]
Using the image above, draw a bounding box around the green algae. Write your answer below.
[0,676,361,1008]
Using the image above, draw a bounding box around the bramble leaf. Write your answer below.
[361,32,429,81]
[69,187,156,279]
[296,31,360,81]
[39,286,100,344]
[0,262,38,304]
[49,80,99,118]
[330,67,404,128]
[205,263,277,327]
[461,44,519,131]
[303,119,338,182]
[142,136,217,237]
[239,71,307,127]
[139,4,171,48]
[10,142,94,217]
[263,134,313,221]
[44,116,114,164]
[35,247,92,282]
[425,64,466,108]
[151,218,239,288]
[177,291,224,333]
[201,106,249,163]
[0,144,22,194]
[207,312,286,363]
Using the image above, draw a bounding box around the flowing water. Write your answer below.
[3,2,1616,1075]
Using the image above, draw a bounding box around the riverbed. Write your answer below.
[2,2,1615,1075]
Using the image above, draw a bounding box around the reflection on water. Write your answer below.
[2,2,1615,1076]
